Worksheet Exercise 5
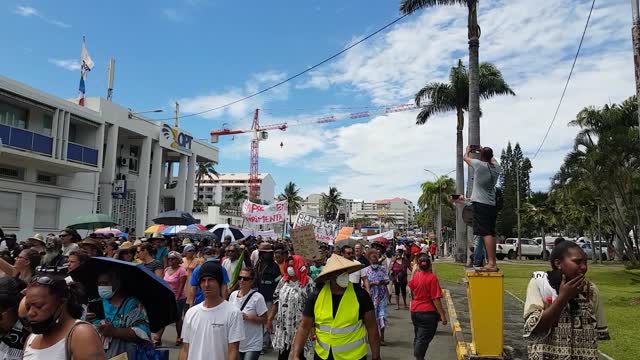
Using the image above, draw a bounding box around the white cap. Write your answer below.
[396,244,405,251]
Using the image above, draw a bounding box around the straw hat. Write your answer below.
[314,254,363,283]
[149,233,164,240]
[28,234,45,245]
[182,238,192,246]
[119,241,134,250]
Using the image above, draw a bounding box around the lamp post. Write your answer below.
[128,109,163,119]
[424,169,455,257]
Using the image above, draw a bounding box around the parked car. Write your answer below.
[579,242,594,260]
[496,238,544,260]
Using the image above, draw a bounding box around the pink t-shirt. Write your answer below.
[164,266,187,299]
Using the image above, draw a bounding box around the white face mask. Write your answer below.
[98,286,114,299]
[335,273,349,288]
[287,266,296,278]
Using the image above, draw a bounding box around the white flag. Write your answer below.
[80,37,94,72]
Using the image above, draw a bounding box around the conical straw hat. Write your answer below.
[314,254,363,283]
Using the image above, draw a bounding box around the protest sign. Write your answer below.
[290,225,322,260]
[366,230,394,243]
[335,227,354,242]
[242,200,288,224]
[293,212,335,243]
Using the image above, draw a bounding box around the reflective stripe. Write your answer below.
[316,339,331,352]
[316,321,363,335]
[315,338,365,353]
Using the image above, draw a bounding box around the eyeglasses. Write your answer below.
[238,276,253,281]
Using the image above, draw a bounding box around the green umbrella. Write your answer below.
[67,214,117,230]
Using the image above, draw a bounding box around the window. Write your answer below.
[35,196,59,230]
[0,102,28,129]
[42,114,53,136]
[68,123,77,143]
[0,164,24,180]
[129,145,139,172]
[37,172,57,185]
[0,191,20,227]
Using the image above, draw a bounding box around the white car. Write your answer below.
[496,238,544,260]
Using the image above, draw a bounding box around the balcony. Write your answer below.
[66,142,98,167]
[0,123,53,156]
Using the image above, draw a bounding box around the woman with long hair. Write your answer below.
[136,243,163,277]
[22,275,105,359]
[0,248,40,283]
[523,240,609,359]
[229,267,268,360]
[408,254,447,360]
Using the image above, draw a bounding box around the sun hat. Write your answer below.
[80,238,103,249]
[182,238,192,246]
[149,233,164,240]
[119,241,134,250]
[258,243,274,252]
[27,234,46,245]
[314,254,363,284]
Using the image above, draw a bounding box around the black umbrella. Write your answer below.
[209,224,245,243]
[152,210,198,226]
[71,257,177,333]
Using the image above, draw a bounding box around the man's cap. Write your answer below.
[202,246,214,255]
[198,261,223,285]
[183,244,196,254]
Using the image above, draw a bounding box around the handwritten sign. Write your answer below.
[293,213,336,243]
[242,200,288,224]
[335,227,354,242]
[290,225,322,261]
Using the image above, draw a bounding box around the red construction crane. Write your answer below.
[210,103,419,199]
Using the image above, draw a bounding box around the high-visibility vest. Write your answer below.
[314,282,367,360]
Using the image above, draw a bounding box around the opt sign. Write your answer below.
[242,200,288,224]
[160,124,193,154]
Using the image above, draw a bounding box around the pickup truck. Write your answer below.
[496,238,544,260]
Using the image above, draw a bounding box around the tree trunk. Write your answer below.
[541,228,548,261]
[455,109,467,263]
[466,0,481,199]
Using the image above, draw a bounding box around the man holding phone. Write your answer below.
[464,145,502,272]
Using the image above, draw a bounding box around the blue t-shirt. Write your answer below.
[190,259,229,305]
[154,246,168,263]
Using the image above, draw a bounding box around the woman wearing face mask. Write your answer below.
[86,270,152,359]
[408,254,447,360]
[390,245,410,310]
[22,275,105,359]
[523,240,609,359]
[0,277,28,360]
[363,249,390,345]
[266,255,314,360]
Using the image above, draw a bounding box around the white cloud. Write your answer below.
[14,5,70,28]
[48,59,81,71]
[162,8,184,22]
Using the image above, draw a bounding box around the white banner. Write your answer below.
[293,213,336,243]
[241,228,277,240]
[366,230,395,243]
[242,200,288,224]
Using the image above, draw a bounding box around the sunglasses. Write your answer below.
[30,275,57,286]
[238,276,253,281]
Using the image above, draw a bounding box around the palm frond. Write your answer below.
[400,0,469,14]
[478,62,515,100]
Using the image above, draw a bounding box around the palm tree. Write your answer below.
[278,182,304,223]
[320,187,343,221]
[401,0,482,199]
[227,188,248,210]
[195,162,219,203]
[414,60,514,262]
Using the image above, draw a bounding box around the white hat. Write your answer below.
[396,244,406,251]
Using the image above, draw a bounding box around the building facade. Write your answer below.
[0,75,218,239]
[299,193,352,222]
[351,197,415,229]
[195,173,275,207]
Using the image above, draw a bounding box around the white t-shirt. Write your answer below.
[222,258,240,278]
[228,290,268,352]
[181,301,245,359]
[349,260,363,284]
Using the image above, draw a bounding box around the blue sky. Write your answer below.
[1,0,636,203]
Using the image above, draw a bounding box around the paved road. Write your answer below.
[162,303,456,359]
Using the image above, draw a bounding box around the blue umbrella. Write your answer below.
[70,257,177,333]
[152,210,198,226]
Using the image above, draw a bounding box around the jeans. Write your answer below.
[240,351,261,360]
[473,235,486,266]
[411,312,439,360]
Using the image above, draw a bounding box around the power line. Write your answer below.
[152,14,409,121]
[532,0,596,159]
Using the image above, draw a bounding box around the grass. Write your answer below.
[433,262,640,360]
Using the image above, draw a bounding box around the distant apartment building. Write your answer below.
[195,173,276,206]
[299,193,352,222]
[351,197,416,228]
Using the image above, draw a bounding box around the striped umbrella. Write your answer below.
[162,224,208,236]
[144,224,167,234]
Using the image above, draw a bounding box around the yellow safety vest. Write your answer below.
[314,282,367,360]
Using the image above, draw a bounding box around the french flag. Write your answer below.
[78,36,94,106]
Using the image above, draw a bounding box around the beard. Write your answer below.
[41,250,60,266]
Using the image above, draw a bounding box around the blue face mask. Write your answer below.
[371,264,380,270]
[287,266,296,278]
[98,286,114,299]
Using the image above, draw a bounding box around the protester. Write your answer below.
[104,241,118,258]
[0,235,21,261]
[223,244,242,288]
[229,267,268,360]
[0,277,28,360]
[390,245,410,309]
[429,241,437,261]
[254,242,281,351]
[181,244,202,309]
[180,261,245,360]
[341,245,365,290]
[87,270,152,358]
[80,238,104,257]
[115,241,136,262]
[37,236,67,274]
[408,254,447,360]
[190,248,230,306]
[463,145,502,272]
[23,275,105,359]
[156,251,187,347]
[149,234,169,269]
[0,248,40,284]
[67,250,90,273]
[136,242,163,277]
[354,243,370,267]
[273,244,287,275]
[364,249,390,345]
[26,234,46,255]
[523,240,609,359]
[291,254,380,360]
[266,255,315,360]
[59,229,81,256]
[309,258,324,280]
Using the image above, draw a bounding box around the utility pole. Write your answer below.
[632,0,640,134]
[437,180,443,257]
[174,102,180,128]
[597,203,603,263]
[107,58,115,101]
[516,161,522,260]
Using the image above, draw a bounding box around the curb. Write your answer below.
[443,289,469,360]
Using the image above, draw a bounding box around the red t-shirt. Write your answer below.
[429,243,437,255]
[408,271,443,313]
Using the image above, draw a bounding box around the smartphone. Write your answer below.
[469,145,482,153]
[88,298,105,320]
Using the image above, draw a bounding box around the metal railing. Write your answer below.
[0,123,53,156]
[66,141,98,167]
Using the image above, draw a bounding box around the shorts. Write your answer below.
[472,202,497,237]
[394,281,407,297]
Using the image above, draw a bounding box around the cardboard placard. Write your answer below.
[290,225,322,261]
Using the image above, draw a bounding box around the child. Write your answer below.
[523,240,609,359]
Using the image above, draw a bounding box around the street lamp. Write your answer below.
[128,109,163,119]
[423,169,455,256]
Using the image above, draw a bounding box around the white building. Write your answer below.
[0,75,218,239]
[299,193,352,222]
[351,197,416,229]
[195,173,275,206]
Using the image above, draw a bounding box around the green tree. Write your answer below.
[418,176,456,251]
[195,162,219,204]
[320,187,343,221]
[413,60,514,262]
[227,188,248,210]
[278,182,304,223]
[496,142,532,237]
